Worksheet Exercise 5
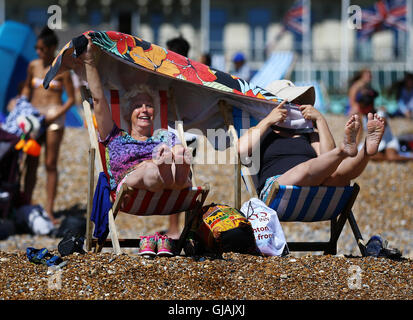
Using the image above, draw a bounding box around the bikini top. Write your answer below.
[31,77,62,90]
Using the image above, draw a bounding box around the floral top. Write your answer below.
[99,124,180,191]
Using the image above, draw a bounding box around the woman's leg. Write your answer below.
[323,113,385,186]
[161,145,192,239]
[152,144,174,189]
[125,144,193,192]
[275,114,360,187]
[171,144,192,189]
[166,214,181,239]
[44,128,65,224]
[23,155,39,204]
[124,159,173,192]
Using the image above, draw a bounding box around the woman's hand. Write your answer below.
[238,100,287,157]
[79,34,100,66]
[299,104,322,121]
[265,100,288,125]
[44,110,61,125]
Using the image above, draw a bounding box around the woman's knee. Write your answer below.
[277,163,313,186]
[322,173,350,187]
[172,144,185,153]
[126,161,163,190]
[45,160,58,172]
[172,145,185,161]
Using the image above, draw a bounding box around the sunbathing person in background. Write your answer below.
[238,82,386,203]
[21,26,75,225]
[80,35,192,196]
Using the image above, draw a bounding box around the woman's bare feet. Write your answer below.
[365,113,385,156]
[173,146,192,188]
[341,114,360,157]
[153,144,174,188]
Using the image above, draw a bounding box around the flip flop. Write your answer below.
[26,247,67,268]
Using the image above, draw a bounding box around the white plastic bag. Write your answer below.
[240,198,288,256]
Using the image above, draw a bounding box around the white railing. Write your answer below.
[291,61,408,93]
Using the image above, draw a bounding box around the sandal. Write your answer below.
[26,247,67,268]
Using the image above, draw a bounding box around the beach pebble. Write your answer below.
[0,117,412,300]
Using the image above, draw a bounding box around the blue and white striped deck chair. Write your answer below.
[264,181,366,255]
[231,107,367,256]
[250,51,296,88]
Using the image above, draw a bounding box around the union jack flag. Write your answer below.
[269,0,310,52]
[283,0,309,37]
[359,0,407,39]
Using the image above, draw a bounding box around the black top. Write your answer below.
[257,131,317,193]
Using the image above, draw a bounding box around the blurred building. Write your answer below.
[3,0,412,93]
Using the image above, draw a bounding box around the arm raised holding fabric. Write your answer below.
[80,35,114,139]
[300,105,335,155]
[238,100,288,158]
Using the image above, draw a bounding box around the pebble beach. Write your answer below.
[0,114,412,301]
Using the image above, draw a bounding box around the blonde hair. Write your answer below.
[121,84,160,125]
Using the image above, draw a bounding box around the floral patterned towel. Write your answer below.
[43,30,315,150]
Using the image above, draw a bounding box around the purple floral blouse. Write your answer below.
[99,124,180,191]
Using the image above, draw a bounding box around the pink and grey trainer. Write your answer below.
[138,235,157,256]
[155,232,174,256]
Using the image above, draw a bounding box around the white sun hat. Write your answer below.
[265,79,315,105]
[265,80,316,133]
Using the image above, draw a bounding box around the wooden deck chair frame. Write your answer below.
[81,86,209,255]
[218,100,367,256]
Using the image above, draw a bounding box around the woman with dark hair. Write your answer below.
[21,26,75,225]
[348,68,376,116]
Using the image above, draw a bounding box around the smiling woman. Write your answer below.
[80,34,193,197]
[121,84,159,133]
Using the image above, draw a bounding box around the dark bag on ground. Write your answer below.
[55,215,86,238]
[366,235,403,260]
[58,230,86,256]
[0,219,15,240]
[186,203,258,256]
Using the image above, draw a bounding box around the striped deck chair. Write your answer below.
[81,86,209,255]
[250,51,296,88]
[221,104,367,256]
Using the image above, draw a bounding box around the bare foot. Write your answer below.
[173,146,192,188]
[365,113,385,156]
[153,144,174,188]
[341,114,360,157]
